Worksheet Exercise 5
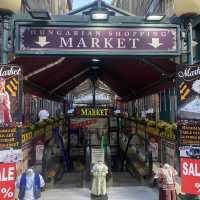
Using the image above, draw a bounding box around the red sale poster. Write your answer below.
[181,158,200,195]
[0,163,16,200]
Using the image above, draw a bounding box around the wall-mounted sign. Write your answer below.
[180,146,200,159]
[75,107,113,117]
[0,65,22,149]
[0,149,22,163]
[15,23,180,56]
[0,127,18,148]
[181,158,200,195]
[177,64,200,120]
[91,148,105,164]
[178,120,200,146]
[0,163,16,200]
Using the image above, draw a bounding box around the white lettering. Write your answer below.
[91,38,100,48]
[59,37,73,48]
[104,38,113,48]
[77,38,87,48]
[183,162,188,175]
[8,167,15,181]
[129,38,139,49]
[117,38,126,48]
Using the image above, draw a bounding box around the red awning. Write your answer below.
[12,56,177,101]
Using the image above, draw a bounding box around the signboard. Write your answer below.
[15,23,180,56]
[178,120,200,146]
[177,64,200,120]
[75,107,113,117]
[91,148,105,164]
[180,146,200,159]
[0,149,22,163]
[70,119,97,128]
[177,64,200,196]
[0,65,22,149]
[36,142,44,162]
[0,163,16,200]
[181,158,200,195]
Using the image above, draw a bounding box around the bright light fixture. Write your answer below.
[29,9,51,20]
[92,58,100,62]
[145,14,165,21]
[91,11,109,20]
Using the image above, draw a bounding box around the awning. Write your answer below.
[12,56,177,101]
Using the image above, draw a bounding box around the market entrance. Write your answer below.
[12,0,181,190]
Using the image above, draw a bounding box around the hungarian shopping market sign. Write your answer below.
[181,158,200,195]
[0,163,16,200]
[15,23,180,56]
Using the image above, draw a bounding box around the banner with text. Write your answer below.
[0,163,16,200]
[181,158,200,195]
[15,24,179,56]
[0,65,22,149]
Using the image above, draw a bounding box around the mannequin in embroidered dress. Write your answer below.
[91,161,108,199]
[154,163,178,200]
[0,78,12,123]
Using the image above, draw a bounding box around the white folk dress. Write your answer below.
[91,162,108,196]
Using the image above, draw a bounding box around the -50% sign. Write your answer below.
[0,164,16,200]
[195,183,200,193]
[1,188,14,199]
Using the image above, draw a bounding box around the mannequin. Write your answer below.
[154,163,177,200]
[91,161,108,199]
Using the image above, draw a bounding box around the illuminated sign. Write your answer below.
[75,107,113,117]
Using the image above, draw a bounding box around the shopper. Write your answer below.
[154,163,178,200]
[16,166,45,200]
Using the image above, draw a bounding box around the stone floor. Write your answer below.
[42,186,158,200]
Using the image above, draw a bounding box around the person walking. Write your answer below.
[16,166,45,200]
[154,163,178,200]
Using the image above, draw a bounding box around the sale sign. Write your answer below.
[181,158,200,195]
[0,164,16,200]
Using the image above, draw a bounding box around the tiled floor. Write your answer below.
[42,186,158,200]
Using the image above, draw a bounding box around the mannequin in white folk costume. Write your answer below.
[91,160,108,197]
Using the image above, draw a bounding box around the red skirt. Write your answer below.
[159,188,177,200]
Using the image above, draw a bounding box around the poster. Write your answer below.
[91,148,104,164]
[177,64,200,120]
[36,144,44,162]
[0,163,16,200]
[148,135,159,162]
[0,65,22,149]
[180,146,200,159]
[178,119,200,146]
[165,141,176,166]
[0,149,22,163]
[181,158,200,195]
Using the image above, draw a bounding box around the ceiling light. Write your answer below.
[145,14,165,21]
[29,9,51,20]
[91,11,109,21]
[92,59,100,62]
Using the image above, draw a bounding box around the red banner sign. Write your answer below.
[0,163,16,200]
[181,158,200,195]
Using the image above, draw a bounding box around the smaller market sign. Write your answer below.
[181,158,200,195]
[75,107,113,117]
